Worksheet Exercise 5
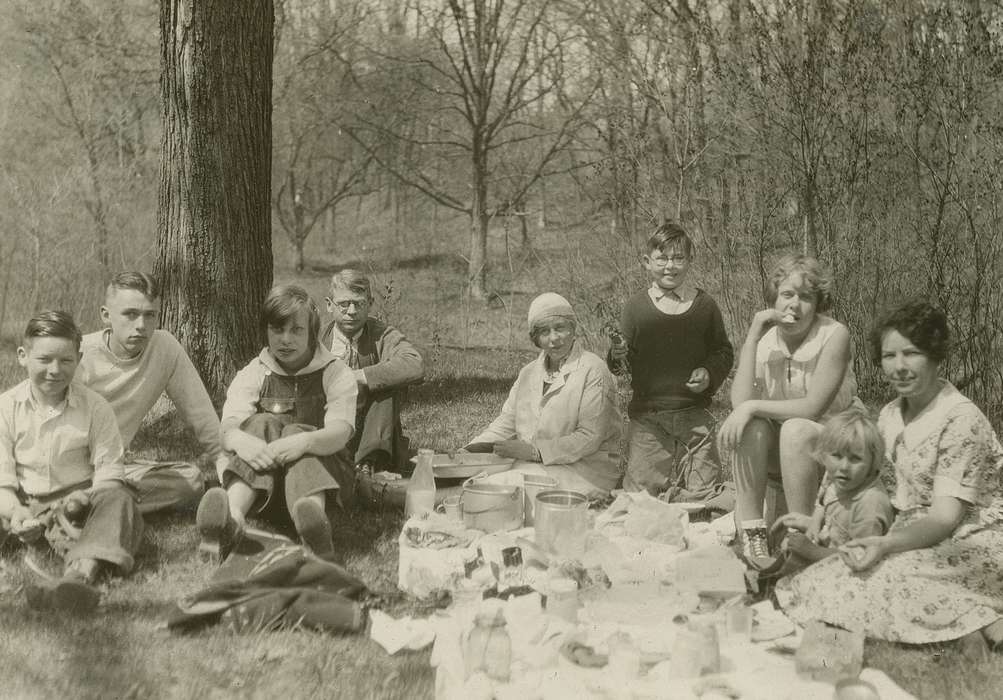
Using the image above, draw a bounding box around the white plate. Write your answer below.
[410,453,515,479]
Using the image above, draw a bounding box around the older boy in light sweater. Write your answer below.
[77,272,220,514]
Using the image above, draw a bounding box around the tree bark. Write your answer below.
[468,147,489,300]
[157,0,274,403]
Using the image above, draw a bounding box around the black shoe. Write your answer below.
[196,487,242,564]
[292,498,336,561]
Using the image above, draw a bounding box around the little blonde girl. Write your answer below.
[772,408,894,567]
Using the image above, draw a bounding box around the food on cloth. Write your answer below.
[403,512,479,549]
[559,640,608,668]
[553,560,610,590]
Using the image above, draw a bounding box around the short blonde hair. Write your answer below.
[765,254,833,313]
[813,408,884,476]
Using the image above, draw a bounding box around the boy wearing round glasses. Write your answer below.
[609,222,734,500]
[322,270,423,475]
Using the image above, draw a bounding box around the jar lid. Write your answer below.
[501,546,523,567]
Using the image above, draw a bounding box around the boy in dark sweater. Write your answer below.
[610,223,734,498]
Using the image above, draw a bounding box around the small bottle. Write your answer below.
[497,546,524,593]
[463,607,511,681]
[405,448,436,518]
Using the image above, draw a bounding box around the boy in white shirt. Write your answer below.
[0,311,144,612]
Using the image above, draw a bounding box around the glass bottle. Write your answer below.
[463,608,512,682]
[405,448,436,518]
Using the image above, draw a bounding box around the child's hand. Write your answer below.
[685,367,710,393]
[234,435,279,472]
[771,513,812,535]
[270,433,312,465]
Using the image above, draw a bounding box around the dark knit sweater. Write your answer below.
[611,289,734,415]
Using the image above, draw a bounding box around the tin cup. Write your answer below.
[436,495,464,522]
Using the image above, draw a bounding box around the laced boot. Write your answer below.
[740,519,782,574]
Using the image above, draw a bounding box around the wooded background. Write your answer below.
[1,0,1001,419]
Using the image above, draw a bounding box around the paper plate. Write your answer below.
[410,453,515,480]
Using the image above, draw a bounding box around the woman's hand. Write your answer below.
[493,439,540,462]
[270,433,313,465]
[717,402,755,452]
[840,536,889,571]
[748,309,782,342]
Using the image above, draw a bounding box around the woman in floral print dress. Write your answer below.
[775,301,1003,647]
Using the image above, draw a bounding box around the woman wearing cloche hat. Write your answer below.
[459,293,621,497]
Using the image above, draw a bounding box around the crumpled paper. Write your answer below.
[595,491,688,547]
[369,610,436,654]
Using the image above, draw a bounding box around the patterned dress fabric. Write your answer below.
[775,381,1003,643]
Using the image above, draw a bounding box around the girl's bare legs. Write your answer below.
[778,419,824,517]
[732,417,777,523]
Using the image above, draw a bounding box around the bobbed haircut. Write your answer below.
[868,300,950,365]
[260,284,321,352]
[23,310,82,352]
[764,254,833,313]
[813,407,885,478]
[106,271,160,302]
[645,221,694,258]
[328,268,373,301]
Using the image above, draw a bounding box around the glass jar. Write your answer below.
[463,609,512,682]
[497,546,524,593]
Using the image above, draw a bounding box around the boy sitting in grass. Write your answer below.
[78,271,220,514]
[196,285,357,563]
[0,311,144,613]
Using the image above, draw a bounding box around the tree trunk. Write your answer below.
[157,0,274,404]
[468,145,489,300]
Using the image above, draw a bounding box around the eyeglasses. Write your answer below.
[329,298,368,311]
[649,254,688,267]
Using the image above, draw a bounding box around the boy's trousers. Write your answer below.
[19,484,145,573]
[623,406,722,499]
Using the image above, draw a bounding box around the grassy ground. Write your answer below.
[0,234,1001,699]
